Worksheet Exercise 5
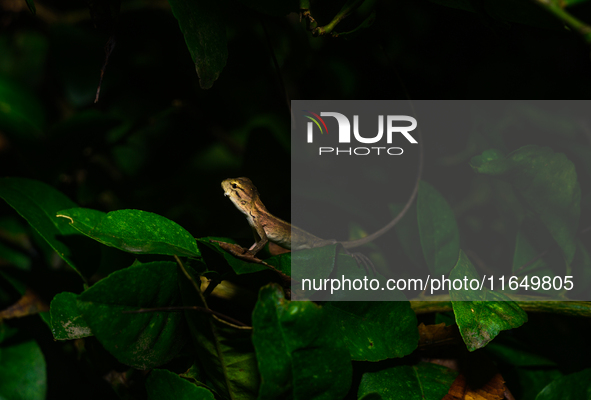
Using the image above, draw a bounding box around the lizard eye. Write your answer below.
[232,183,237,189]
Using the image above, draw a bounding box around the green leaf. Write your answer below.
[146,369,215,400]
[168,0,227,89]
[510,227,565,295]
[0,178,99,280]
[323,301,418,361]
[485,341,556,368]
[471,146,581,264]
[0,340,46,400]
[513,229,549,275]
[357,362,458,400]
[492,179,526,229]
[57,208,200,257]
[417,181,460,275]
[450,251,528,351]
[535,368,591,400]
[513,369,563,400]
[196,237,268,275]
[265,251,292,276]
[391,203,423,268]
[296,248,406,301]
[50,292,92,340]
[337,10,376,39]
[252,284,352,400]
[291,244,337,282]
[25,0,36,14]
[570,240,591,298]
[77,261,188,370]
[470,148,505,168]
[179,268,259,400]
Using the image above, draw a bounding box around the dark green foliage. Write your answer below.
[2,0,591,399]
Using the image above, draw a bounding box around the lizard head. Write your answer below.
[221,177,259,215]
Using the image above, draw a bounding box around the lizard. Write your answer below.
[218,135,423,263]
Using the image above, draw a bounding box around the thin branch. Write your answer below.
[533,0,591,45]
[411,296,591,318]
[95,35,116,103]
[123,306,248,327]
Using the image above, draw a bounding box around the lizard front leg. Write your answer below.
[211,212,269,258]
[246,212,268,255]
[209,240,292,286]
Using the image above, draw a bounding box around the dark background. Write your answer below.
[2,0,591,398]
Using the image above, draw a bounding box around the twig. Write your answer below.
[123,306,248,327]
[95,35,116,103]
[411,296,591,318]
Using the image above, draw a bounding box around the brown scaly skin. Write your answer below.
[221,177,334,257]
[220,174,420,257]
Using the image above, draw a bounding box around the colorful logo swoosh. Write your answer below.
[303,110,329,134]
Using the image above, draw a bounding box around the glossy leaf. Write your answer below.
[265,251,292,276]
[391,203,423,268]
[357,362,458,400]
[57,208,200,257]
[77,261,188,370]
[252,284,352,400]
[535,368,591,399]
[196,237,268,275]
[291,245,339,301]
[471,146,581,264]
[323,301,418,361]
[0,340,46,400]
[50,292,92,340]
[146,369,215,400]
[0,178,98,280]
[168,0,227,89]
[417,181,460,275]
[179,267,259,400]
[450,251,528,351]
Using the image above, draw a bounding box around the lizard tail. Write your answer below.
[342,112,423,249]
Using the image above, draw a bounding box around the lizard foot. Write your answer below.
[349,251,378,277]
[210,240,293,284]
